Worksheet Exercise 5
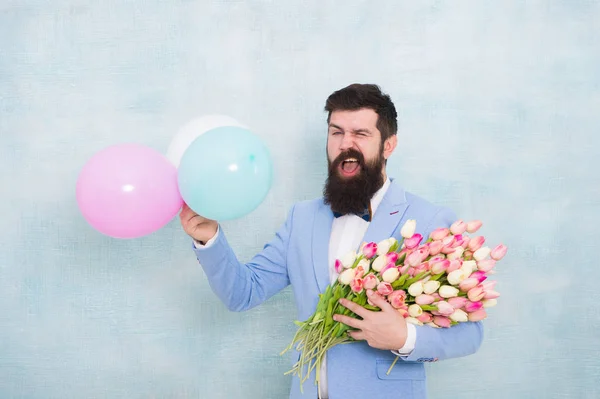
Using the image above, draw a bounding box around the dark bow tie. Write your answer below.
[332,204,372,222]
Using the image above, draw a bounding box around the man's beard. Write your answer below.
[323,148,385,216]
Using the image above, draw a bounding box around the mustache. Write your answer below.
[330,149,365,169]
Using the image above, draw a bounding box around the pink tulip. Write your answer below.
[441,245,456,255]
[477,259,496,272]
[459,278,479,292]
[397,307,409,318]
[386,252,399,264]
[428,240,444,256]
[466,220,483,233]
[464,300,483,313]
[417,312,433,323]
[377,282,393,296]
[404,233,423,250]
[481,280,497,291]
[435,301,455,316]
[415,294,436,305]
[362,242,378,259]
[446,259,463,273]
[351,278,364,293]
[388,290,407,308]
[452,234,468,248]
[431,293,442,301]
[430,228,450,241]
[431,259,450,275]
[469,270,487,283]
[467,236,485,252]
[442,236,454,247]
[447,296,468,309]
[363,273,379,290]
[468,308,487,322]
[417,245,430,259]
[406,248,428,267]
[354,265,366,279]
[484,290,500,300]
[433,315,451,328]
[467,285,485,302]
[450,220,467,235]
[399,264,410,275]
[429,255,445,263]
[414,263,430,275]
[491,244,508,261]
[334,259,343,274]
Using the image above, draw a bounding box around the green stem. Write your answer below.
[386,356,400,375]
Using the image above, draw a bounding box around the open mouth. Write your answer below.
[339,157,361,177]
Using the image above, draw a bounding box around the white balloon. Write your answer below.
[167,115,246,167]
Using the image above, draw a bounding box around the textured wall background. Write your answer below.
[1,1,599,398]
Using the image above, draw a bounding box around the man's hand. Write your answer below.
[179,203,218,244]
[334,289,408,350]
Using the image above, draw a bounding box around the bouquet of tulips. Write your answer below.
[281,218,507,391]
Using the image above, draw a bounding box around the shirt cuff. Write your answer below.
[391,322,416,357]
[192,226,220,249]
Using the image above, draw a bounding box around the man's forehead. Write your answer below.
[329,109,379,131]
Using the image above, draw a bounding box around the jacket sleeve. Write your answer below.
[192,205,295,312]
[403,206,484,361]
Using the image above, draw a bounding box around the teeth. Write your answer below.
[343,158,358,163]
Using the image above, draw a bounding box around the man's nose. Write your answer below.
[339,133,355,151]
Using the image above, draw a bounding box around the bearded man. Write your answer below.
[180,84,483,399]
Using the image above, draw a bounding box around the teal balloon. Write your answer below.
[177,126,273,221]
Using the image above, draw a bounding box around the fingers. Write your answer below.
[365,289,394,312]
[347,330,365,341]
[338,298,370,318]
[179,205,204,227]
[333,314,362,329]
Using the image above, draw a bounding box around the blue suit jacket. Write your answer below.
[194,180,483,398]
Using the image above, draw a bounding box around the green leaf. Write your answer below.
[405,271,430,287]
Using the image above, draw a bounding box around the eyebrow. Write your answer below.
[328,124,372,134]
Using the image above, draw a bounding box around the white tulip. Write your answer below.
[400,219,417,238]
[461,260,477,275]
[447,246,465,261]
[482,298,497,308]
[371,255,387,272]
[423,280,441,295]
[473,246,491,261]
[447,269,467,286]
[408,304,423,318]
[439,285,460,298]
[341,251,357,268]
[376,239,392,255]
[382,267,400,283]
[408,281,424,297]
[449,309,469,322]
[337,268,356,285]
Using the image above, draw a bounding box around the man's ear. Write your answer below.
[383,135,397,160]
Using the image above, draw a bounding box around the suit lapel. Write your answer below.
[312,201,334,293]
[362,180,409,245]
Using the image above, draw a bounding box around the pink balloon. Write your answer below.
[76,143,183,238]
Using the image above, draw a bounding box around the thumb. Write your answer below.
[366,289,394,312]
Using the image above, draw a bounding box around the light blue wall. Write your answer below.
[1,1,599,398]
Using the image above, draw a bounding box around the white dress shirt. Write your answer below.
[195,178,416,398]
[318,178,415,398]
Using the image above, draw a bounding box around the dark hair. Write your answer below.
[324,83,398,141]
